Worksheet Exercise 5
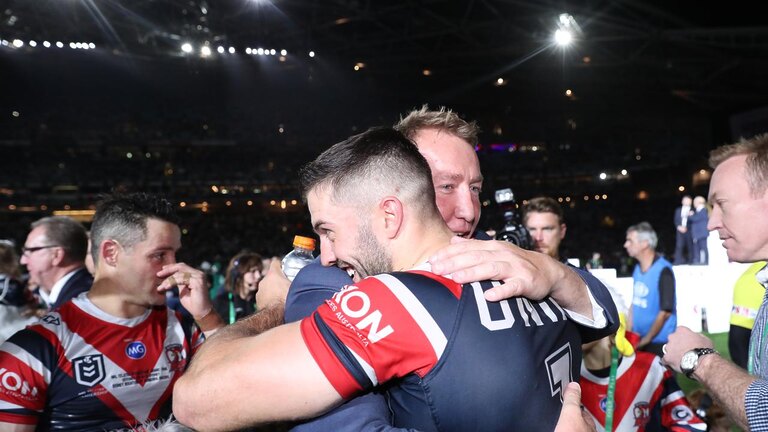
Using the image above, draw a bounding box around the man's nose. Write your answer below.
[454,189,476,222]
[707,207,720,232]
[319,240,336,267]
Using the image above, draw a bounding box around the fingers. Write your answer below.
[561,381,582,408]
[483,279,522,302]
[157,263,203,291]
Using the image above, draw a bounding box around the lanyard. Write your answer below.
[228,292,236,325]
[748,319,768,374]
[604,346,619,432]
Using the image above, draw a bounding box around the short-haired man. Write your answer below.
[662,134,768,431]
[0,193,223,431]
[624,222,676,357]
[20,216,92,309]
[523,196,567,261]
[674,195,694,265]
[174,128,618,431]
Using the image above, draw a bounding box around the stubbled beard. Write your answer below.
[352,220,392,279]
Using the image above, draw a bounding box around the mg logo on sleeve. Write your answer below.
[73,355,106,387]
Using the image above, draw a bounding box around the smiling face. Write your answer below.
[413,128,483,238]
[308,186,392,282]
[707,155,768,262]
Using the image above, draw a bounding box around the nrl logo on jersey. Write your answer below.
[73,354,106,387]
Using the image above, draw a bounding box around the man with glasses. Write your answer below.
[20,216,93,309]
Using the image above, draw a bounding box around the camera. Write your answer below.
[493,188,533,250]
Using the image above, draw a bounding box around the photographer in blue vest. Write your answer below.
[624,221,677,357]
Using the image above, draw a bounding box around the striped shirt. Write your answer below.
[745,264,768,431]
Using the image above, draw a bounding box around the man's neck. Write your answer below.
[41,264,83,292]
[87,279,151,318]
[637,250,656,272]
[392,220,455,272]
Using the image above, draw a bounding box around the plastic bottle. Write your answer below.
[281,235,316,281]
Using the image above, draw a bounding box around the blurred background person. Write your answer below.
[214,250,264,324]
[729,261,767,369]
[688,196,709,265]
[674,196,694,265]
[20,216,92,309]
[0,240,37,343]
[624,222,677,357]
[523,196,567,262]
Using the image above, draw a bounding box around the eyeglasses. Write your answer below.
[21,245,60,256]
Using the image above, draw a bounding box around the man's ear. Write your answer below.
[101,240,121,267]
[380,196,404,239]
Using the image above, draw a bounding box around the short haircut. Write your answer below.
[627,221,658,250]
[709,133,768,198]
[90,193,180,265]
[522,197,565,225]
[395,104,480,147]
[0,240,21,278]
[299,127,440,220]
[30,216,88,264]
[225,250,264,294]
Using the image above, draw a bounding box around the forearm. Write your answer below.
[189,303,285,373]
[550,265,593,319]
[694,354,752,429]
[174,322,340,431]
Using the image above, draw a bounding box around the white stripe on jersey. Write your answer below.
[1,342,52,384]
[0,399,29,411]
[350,349,378,386]
[660,389,686,405]
[374,274,448,359]
[539,302,560,323]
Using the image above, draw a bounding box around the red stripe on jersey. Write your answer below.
[59,304,169,387]
[302,274,446,399]
[0,411,37,425]
[0,351,46,412]
[300,316,363,398]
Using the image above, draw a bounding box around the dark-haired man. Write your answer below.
[175,128,617,431]
[0,193,223,431]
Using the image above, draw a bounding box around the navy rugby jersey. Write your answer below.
[301,270,585,431]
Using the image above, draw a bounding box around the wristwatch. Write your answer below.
[680,348,718,379]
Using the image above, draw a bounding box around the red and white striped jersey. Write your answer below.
[580,351,706,432]
[0,293,200,431]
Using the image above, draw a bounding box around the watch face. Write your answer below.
[681,351,698,371]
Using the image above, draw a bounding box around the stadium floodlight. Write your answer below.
[270,48,276,55]
[228,47,235,54]
[181,42,193,53]
[257,48,264,55]
[200,45,212,57]
[309,50,315,58]
[553,13,581,47]
[69,42,76,49]
[12,39,23,48]
[217,46,225,54]
[89,42,95,49]
[43,41,51,48]
[280,49,287,56]
[29,40,37,47]
[245,47,252,54]
[56,41,63,48]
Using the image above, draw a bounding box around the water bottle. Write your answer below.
[281,235,316,281]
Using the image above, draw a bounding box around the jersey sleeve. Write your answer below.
[299,273,450,399]
[0,327,54,425]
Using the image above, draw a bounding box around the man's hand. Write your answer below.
[677,226,687,233]
[661,326,714,373]
[429,237,592,317]
[256,258,290,311]
[554,382,596,432]
[157,263,223,335]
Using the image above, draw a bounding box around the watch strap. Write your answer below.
[684,348,718,379]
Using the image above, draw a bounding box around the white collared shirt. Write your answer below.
[47,268,84,306]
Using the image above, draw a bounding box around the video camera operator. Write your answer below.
[492,188,533,250]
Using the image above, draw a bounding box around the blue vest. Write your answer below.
[632,257,676,343]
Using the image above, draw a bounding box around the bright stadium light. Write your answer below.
[43,41,51,48]
[181,42,193,53]
[12,39,23,48]
[554,29,573,46]
[29,40,37,47]
[553,13,581,47]
[257,48,264,55]
[309,50,315,58]
[280,49,287,56]
[89,42,95,49]
[56,41,64,48]
[245,47,252,54]
[200,45,212,57]
[269,48,276,55]
[217,46,225,54]
[228,46,235,54]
